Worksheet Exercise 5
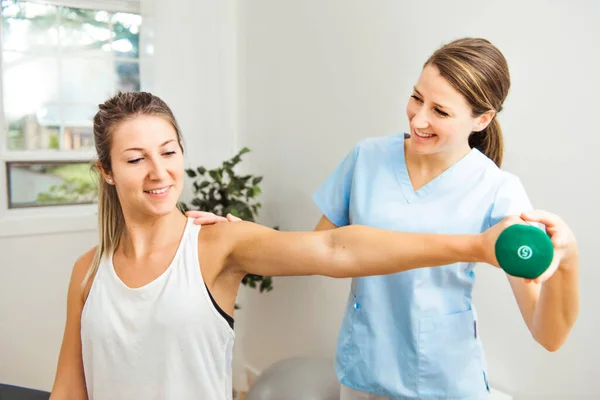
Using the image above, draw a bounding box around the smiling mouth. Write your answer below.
[144,186,171,194]
[414,129,437,138]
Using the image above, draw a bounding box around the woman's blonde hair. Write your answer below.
[83,92,184,287]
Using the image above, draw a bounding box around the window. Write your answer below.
[0,0,141,213]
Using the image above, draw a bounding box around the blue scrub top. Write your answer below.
[313,133,533,399]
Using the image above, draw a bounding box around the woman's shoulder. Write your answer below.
[479,160,524,189]
[353,132,404,153]
[72,246,99,304]
[344,133,405,170]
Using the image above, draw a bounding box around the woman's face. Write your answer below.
[406,64,493,158]
[103,114,185,219]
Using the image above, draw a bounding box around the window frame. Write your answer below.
[0,0,141,238]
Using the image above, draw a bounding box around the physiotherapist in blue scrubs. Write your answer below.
[311,37,580,400]
[188,37,580,400]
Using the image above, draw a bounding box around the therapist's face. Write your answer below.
[405,64,494,158]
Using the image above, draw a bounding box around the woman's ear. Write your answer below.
[473,110,496,132]
[97,161,114,185]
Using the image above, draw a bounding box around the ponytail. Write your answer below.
[469,118,503,167]
[83,168,125,289]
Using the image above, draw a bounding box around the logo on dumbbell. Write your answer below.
[517,245,533,260]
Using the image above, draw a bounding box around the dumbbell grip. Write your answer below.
[495,224,554,279]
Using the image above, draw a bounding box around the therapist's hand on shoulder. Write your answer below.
[186,210,242,225]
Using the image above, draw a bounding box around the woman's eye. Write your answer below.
[128,158,143,164]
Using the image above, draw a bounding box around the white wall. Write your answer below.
[141,0,238,180]
[0,231,96,390]
[236,1,599,399]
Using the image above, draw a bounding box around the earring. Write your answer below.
[107,178,113,184]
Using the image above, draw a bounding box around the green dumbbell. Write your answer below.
[495,224,554,279]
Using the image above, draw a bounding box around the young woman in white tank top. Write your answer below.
[49,92,538,400]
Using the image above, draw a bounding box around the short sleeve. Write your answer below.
[488,174,534,228]
[312,145,359,227]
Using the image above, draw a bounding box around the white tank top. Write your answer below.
[81,218,235,400]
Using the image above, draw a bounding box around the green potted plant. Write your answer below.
[181,147,275,298]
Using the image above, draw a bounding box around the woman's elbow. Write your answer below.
[537,337,564,352]
[319,230,353,279]
[533,329,568,353]
[325,264,352,279]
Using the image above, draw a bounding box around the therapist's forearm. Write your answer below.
[531,258,580,351]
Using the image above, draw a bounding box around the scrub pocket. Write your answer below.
[417,308,488,398]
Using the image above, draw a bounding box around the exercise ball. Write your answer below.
[245,357,340,400]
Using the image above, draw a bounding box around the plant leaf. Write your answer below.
[198,181,210,190]
[239,147,251,156]
[182,147,275,294]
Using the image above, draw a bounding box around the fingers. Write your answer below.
[520,210,560,227]
[521,210,569,248]
[551,233,567,248]
[185,211,216,218]
[192,216,228,225]
[184,210,242,225]
[226,213,242,222]
[533,257,560,284]
[185,211,228,225]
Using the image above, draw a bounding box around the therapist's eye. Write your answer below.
[434,108,449,117]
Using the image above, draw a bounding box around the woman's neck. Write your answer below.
[119,209,188,261]
[404,140,471,189]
